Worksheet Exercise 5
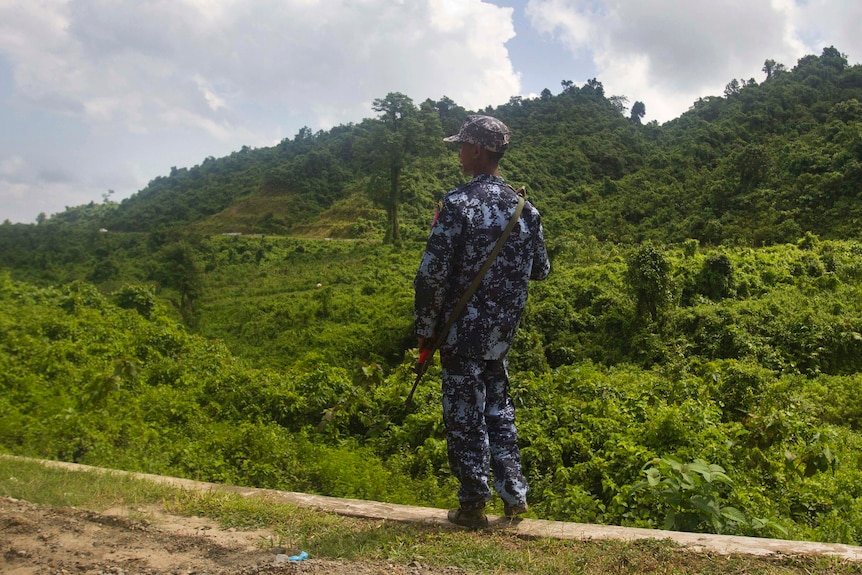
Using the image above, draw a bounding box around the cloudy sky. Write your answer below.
[1,0,860,224]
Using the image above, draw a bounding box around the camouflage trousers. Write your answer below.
[440,352,528,510]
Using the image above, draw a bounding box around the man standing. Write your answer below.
[414,115,551,528]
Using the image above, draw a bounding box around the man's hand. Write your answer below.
[417,337,432,365]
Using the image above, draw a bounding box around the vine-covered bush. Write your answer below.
[4,236,862,545]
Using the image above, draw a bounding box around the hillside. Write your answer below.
[1,46,858,248]
[3,232,862,545]
[2,47,862,550]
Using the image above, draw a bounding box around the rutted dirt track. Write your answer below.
[0,496,463,575]
[4,456,862,574]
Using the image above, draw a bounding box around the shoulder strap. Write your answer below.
[427,192,525,355]
[406,189,525,405]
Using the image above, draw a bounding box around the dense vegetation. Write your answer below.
[2,47,862,546]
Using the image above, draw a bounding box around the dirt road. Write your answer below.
[0,496,464,575]
[5,457,862,573]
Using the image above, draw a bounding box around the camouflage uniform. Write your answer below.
[414,118,550,511]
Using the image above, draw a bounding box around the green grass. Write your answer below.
[0,456,172,509]
[0,455,858,575]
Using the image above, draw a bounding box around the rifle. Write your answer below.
[405,191,525,406]
[404,341,438,407]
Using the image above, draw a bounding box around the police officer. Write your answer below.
[414,115,551,528]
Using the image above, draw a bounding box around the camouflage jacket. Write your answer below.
[414,174,550,360]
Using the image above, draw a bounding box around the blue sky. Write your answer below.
[1,0,860,224]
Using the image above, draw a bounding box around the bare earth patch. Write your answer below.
[0,496,467,575]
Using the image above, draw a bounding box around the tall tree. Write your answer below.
[609,95,629,115]
[585,78,605,97]
[724,78,742,97]
[733,144,771,192]
[630,101,646,123]
[151,241,203,326]
[433,95,466,136]
[369,92,421,244]
[762,59,786,80]
[821,46,848,71]
[626,243,671,323]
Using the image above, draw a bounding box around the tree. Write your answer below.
[433,95,466,136]
[369,92,428,244]
[585,78,605,97]
[630,101,646,123]
[724,79,741,97]
[626,243,671,322]
[820,46,848,71]
[762,59,786,80]
[151,241,203,326]
[609,95,629,115]
[295,126,314,142]
[418,99,446,147]
[697,253,735,301]
[733,144,771,192]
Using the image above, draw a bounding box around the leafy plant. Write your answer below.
[631,456,748,534]
[626,243,671,323]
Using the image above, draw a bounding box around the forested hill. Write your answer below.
[6,48,862,546]
[7,46,862,246]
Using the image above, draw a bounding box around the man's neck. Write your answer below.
[469,165,500,178]
[472,172,499,180]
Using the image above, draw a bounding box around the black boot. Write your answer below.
[447,505,489,529]
[504,501,528,518]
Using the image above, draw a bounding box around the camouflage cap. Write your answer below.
[443,115,511,153]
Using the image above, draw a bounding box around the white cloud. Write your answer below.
[792,0,862,58]
[1,0,519,135]
[0,0,521,222]
[524,0,862,122]
[0,154,25,178]
[0,178,90,222]
[195,75,228,112]
[526,0,601,52]
[2,0,861,223]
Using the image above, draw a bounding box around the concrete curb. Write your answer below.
[4,454,862,561]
